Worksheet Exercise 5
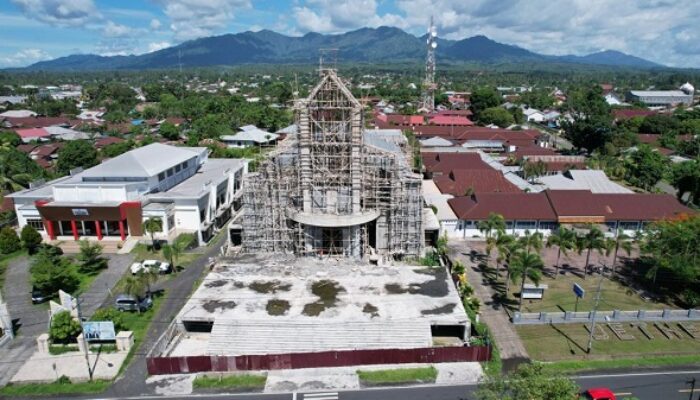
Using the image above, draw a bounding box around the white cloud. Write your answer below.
[1,48,51,66]
[154,0,251,40]
[103,21,131,38]
[293,0,407,33]
[147,41,171,53]
[11,0,101,27]
[150,18,162,30]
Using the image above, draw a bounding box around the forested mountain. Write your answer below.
[22,26,662,71]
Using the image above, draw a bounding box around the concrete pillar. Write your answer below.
[638,310,646,319]
[77,333,88,354]
[70,220,79,241]
[613,310,621,320]
[37,333,50,354]
[662,309,671,319]
[564,311,573,321]
[116,331,134,352]
[95,220,102,240]
[118,220,126,241]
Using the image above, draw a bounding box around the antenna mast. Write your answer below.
[420,16,437,113]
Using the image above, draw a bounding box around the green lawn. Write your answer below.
[357,367,438,385]
[517,322,700,362]
[0,379,110,397]
[511,273,671,313]
[193,374,267,390]
[538,354,700,374]
[115,291,165,375]
[131,243,201,272]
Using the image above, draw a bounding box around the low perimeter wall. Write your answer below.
[513,309,700,325]
[147,345,492,375]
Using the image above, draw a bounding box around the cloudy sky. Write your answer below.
[0,0,699,68]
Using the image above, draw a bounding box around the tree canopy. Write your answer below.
[476,363,579,400]
[56,140,99,175]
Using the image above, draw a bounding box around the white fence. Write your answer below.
[512,309,700,325]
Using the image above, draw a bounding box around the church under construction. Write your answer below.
[240,69,424,259]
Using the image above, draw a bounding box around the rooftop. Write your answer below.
[81,143,206,179]
[148,158,245,200]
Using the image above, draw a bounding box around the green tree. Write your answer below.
[494,233,518,293]
[642,215,699,289]
[158,121,180,141]
[510,251,545,312]
[476,363,579,400]
[77,240,107,274]
[521,160,547,182]
[20,224,43,254]
[479,107,514,127]
[0,226,21,254]
[546,227,576,279]
[562,85,613,153]
[0,147,44,192]
[123,275,146,307]
[576,226,607,279]
[30,246,80,295]
[142,217,163,251]
[669,159,700,205]
[137,268,158,297]
[90,308,127,332]
[56,140,99,175]
[49,310,82,344]
[624,145,668,190]
[608,230,634,276]
[478,213,506,273]
[639,114,681,135]
[470,87,502,119]
[161,238,185,274]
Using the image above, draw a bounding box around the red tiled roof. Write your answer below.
[613,109,656,120]
[434,169,520,195]
[15,128,50,139]
[513,147,558,158]
[448,192,557,220]
[437,109,473,116]
[32,143,63,157]
[384,114,424,126]
[422,152,493,174]
[5,116,71,128]
[542,161,587,172]
[429,115,474,126]
[16,144,38,153]
[94,136,125,148]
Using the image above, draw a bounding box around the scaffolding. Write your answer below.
[241,69,423,259]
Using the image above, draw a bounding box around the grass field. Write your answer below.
[0,379,110,397]
[518,322,700,362]
[510,273,671,313]
[193,374,267,390]
[131,243,201,272]
[357,367,438,385]
[538,354,700,374]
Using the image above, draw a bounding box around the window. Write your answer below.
[182,160,188,168]
[26,219,45,231]
[539,221,558,230]
[619,221,640,231]
[175,164,181,173]
[158,172,165,181]
[167,215,175,231]
[516,220,537,230]
[167,168,174,177]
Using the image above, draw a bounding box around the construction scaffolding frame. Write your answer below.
[241,69,423,259]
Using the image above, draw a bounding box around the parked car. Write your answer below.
[31,287,51,304]
[114,294,153,312]
[581,388,616,400]
[130,259,171,275]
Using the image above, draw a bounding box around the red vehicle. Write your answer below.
[581,388,616,400]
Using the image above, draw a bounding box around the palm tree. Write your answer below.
[162,240,184,274]
[500,237,523,294]
[609,230,634,276]
[142,217,163,251]
[123,276,146,313]
[137,269,159,298]
[576,226,606,279]
[477,213,506,271]
[509,251,545,312]
[493,232,515,282]
[546,227,576,279]
[518,230,544,255]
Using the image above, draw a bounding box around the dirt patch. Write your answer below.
[302,280,345,316]
[385,268,448,298]
[421,303,457,315]
[362,303,379,318]
[202,300,237,313]
[249,280,292,294]
[266,299,291,316]
[204,279,228,288]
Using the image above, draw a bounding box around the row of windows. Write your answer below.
[26,219,45,231]
[158,160,190,182]
[458,220,642,231]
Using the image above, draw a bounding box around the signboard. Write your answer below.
[82,321,116,342]
[71,208,89,216]
[573,283,585,299]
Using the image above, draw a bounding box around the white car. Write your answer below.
[130,259,171,275]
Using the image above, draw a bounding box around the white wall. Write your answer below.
[53,185,129,203]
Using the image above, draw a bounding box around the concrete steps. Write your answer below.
[52,240,124,254]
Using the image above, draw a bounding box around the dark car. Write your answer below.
[31,288,51,304]
[115,294,153,312]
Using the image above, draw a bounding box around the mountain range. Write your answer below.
[22,26,663,71]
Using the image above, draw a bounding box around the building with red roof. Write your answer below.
[612,109,656,121]
[434,169,520,196]
[15,128,51,143]
[429,115,474,126]
[422,152,492,177]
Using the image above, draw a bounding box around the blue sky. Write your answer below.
[1,0,699,68]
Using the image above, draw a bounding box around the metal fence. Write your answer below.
[512,309,700,325]
[146,345,492,375]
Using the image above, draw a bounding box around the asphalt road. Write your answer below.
[58,369,698,400]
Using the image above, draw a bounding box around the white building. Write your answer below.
[220,125,279,148]
[523,108,545,123]
[627,83,694,106]
[8,143,247,246]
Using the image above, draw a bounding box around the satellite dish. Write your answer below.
[431,30,437,37]
[426,37,431,44]
[431,41,438,49]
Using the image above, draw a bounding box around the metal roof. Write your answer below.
[81,143,205,179]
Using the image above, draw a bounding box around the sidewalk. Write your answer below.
[448,240,530,366]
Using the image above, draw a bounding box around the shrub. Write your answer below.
[30,247,79,295]
[20,225,43,254]
[91,308,127,332]
[0,226,20,254]
[50,311,82,344]
[175,233,197,250]
[77,240,107,274]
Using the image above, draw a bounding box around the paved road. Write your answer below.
[43,369,700,400]
[104,235,227,398]
[448,240,529,369]
[0,253,133,386]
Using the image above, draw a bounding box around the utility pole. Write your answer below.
[686,377,696,400]
[75,295,93,381]
[586,264,605,354]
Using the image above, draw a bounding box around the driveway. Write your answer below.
[0,252,133,386]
